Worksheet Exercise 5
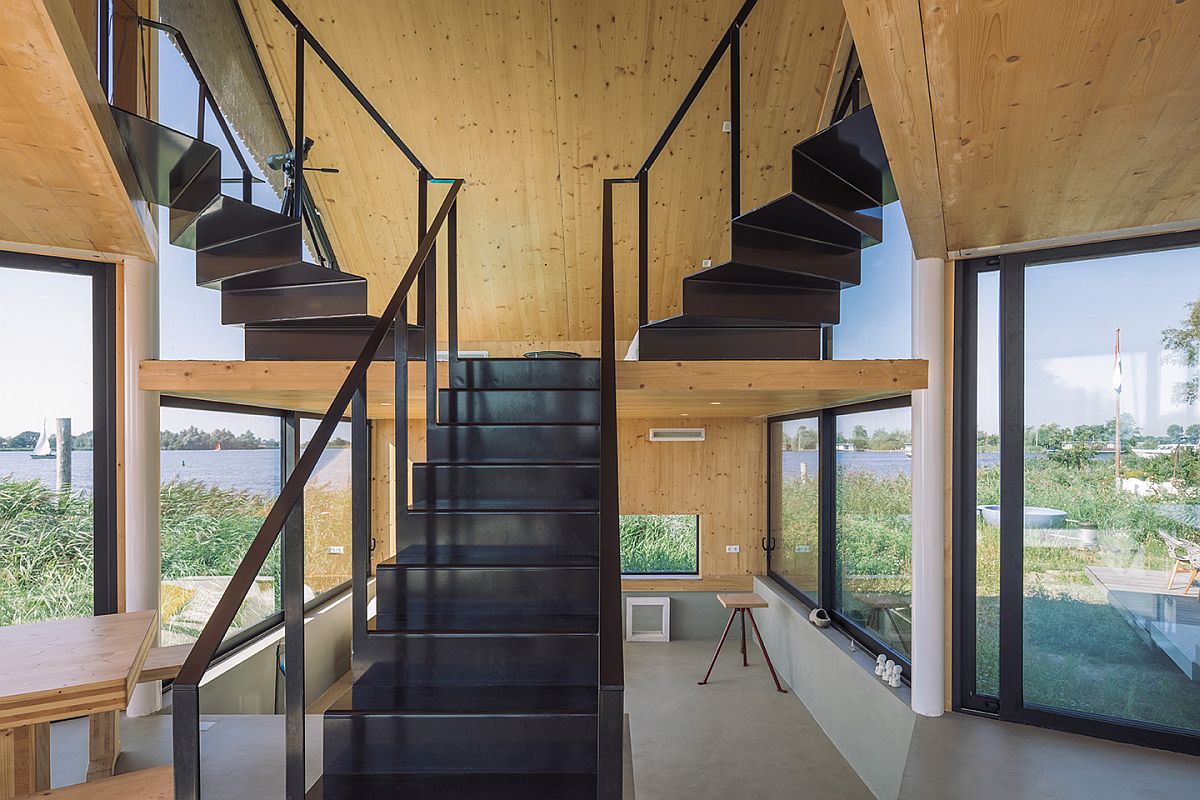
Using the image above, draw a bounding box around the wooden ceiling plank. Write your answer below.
[843,0,947,259]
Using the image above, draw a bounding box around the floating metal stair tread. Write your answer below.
[110,106,220,213]
[184,194,301,252]
[386,545,599,567]
[327,684,598,716]
[794,104,896,205]
[734,192,880,249]
[685,260,853,290]
[218,262,365,291]
[372,611,599,635]
[319,772,597,798]
[642,315,820,331]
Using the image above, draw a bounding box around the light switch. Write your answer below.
[726,544,740,554]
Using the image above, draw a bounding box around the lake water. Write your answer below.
[780,450,1002,480]
[0,448,352,497]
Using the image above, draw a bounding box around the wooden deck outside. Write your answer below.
[1085,567,1200,682]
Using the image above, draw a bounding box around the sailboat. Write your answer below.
[30,420,54,460]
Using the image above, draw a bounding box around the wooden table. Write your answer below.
[0,611,156,798]
[697,593,787,693]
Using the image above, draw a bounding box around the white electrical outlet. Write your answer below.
[702,258,712,268]
[328,545,346,555]
[722,120,732,133]
[725,544,740,554]
[795,544,812,553]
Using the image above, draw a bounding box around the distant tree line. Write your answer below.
[780,424,911,452]
[0,430,94,450]
[160,427,279,451]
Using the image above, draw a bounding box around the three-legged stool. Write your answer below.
[697,593,786,693]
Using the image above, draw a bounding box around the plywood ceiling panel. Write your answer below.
[0,0,155,261]
[234,0,846,342]
[849,0,1200,257]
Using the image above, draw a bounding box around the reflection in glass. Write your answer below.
[301,419,354,595]
[770,417,820,602]
[974,270,1001,696]
[834,407,913,659]
[1021,251,1200,732]
[159,407,282,644]
[0,268,95,624]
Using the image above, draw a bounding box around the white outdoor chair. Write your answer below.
[1160,531,1200,599]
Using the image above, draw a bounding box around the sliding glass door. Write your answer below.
[956,233,1200,754]
[0,252,116,623]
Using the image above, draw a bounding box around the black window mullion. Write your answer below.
[93,267,119,615]
[997,255,1025,720]
[819,409,836,614]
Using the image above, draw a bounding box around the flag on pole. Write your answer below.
[1112,328,1123,395]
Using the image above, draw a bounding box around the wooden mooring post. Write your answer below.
[55,417,72,494]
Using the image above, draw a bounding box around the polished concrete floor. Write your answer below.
[45,639,1200,799]
[624,639,873,800]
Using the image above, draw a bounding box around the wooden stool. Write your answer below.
[698,593,786,693]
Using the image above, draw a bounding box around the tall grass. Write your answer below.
[619,515,698,574]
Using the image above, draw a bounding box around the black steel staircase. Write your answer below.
[637,105,895,360]
[323,357,605,798]
[110,106,424,360]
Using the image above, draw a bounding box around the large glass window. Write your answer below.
[619,514,700,575]
[834,406,913,660]
[0,256,114,625]
[956,234,1200,753]
[159,403,282,645]
[300,418,354,597]
[832,202,913,360]
[769,416,820,603]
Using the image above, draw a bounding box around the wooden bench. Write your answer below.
[136,645,192,684]
[22,766,171,798]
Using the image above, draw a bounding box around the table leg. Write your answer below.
[739,609,748,666]
[698,608,738,686]
[87,711,120,781]
[746,609,787,694]
[0,722,50,799]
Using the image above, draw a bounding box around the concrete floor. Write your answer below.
[624,639,873,800]
[44,640,1200,799]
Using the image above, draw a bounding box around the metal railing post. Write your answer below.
[172,684,201,800]
[729,24,741,219]
[292,27,305,219]
[282,413,305,800]
[352,379,371,647]
[638,171,649,327]
[447,201,459,365]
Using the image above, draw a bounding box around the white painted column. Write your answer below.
[910,255,946,717]
[124,257,161,717]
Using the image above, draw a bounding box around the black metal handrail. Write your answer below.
[172,179,462,800]
[135,18,255,203]
[270,0,430,176]
[619,0,760,328]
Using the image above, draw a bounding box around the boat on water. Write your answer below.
[30,420,53,460]
[1131,443,1198,458]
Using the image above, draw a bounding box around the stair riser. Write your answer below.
[638,326,823,360]
[168,157,222,244]
[243,324,424,361]
[323,714,597,775]
[111,107,220,215]
[377,567,599,621]
[426,425,600,463]
[731,225,861,287]
[439,390,600,425]
[683,280,840,325]
[411,465,599,510]
[792,150,880,215]
[221,281,367,325]
[737,195,879,249]
[353,634,598,687]
[190,196,300,252]
[452,359,600,390]
[796,105,895,205]
[396,511,599,554]
[195,226,303,286]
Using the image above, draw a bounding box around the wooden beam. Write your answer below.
[139,358,928,420]
[842,0,946,259]
[0,0,157,261]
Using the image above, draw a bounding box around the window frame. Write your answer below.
[618,513,701,577]
[767,395,913,674]
[0,250,119,617]
[953,230,1200,756]
[159,397,354,658]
